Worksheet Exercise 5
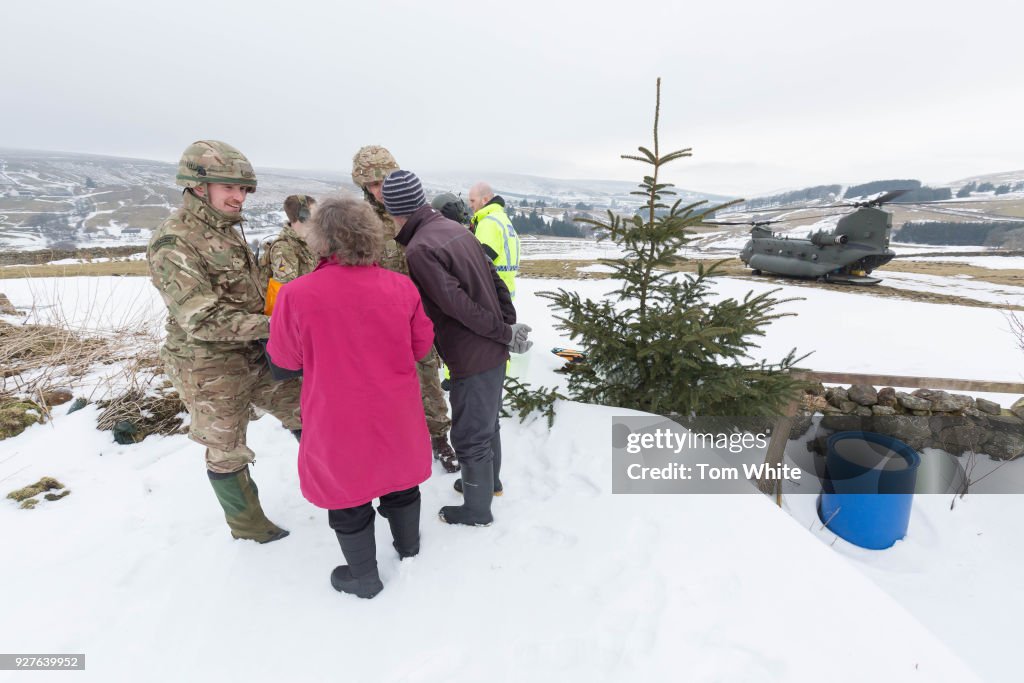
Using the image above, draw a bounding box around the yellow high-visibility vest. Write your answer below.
[472,203,520,299]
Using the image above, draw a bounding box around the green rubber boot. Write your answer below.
[208,467,290,543]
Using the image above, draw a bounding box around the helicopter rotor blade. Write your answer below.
[723,188,921,215]
[703,219,776,226]
[705,209,851,227]
[718,202,846,215]
[850,189,911,207]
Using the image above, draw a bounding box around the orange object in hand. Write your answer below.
[264,278,283,315]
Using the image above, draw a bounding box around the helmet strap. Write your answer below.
[363,187,385,212]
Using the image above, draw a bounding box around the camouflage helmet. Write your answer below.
[351,145,398,188]
[431,192,470,224]
[176,140,257,192]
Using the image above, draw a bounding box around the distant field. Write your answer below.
[83,205,171,230]
[0,261,149,279]
[87,185,178,207]
[718,199,1024,230]
[0,198,77,213]
[889,198,1024,224]
[878,258,1024,288]
[0,245,144,266]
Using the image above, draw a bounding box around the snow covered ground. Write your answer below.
[904,255,1024,270]
[576,263,617,274]
[879,271,1024,306]
[46,253,147,266]
[1,274,1022,682]
[520,236,625,260]
[1,276,164,335]
[890,242,996,256]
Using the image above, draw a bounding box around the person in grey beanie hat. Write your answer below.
[384,169,533,527]
[381,170,427,217]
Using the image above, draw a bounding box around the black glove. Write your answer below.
[260,339,303,381]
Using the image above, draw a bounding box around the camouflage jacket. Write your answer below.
[259,224,318,284]
[148,191,269,364]
[367,195,408,276]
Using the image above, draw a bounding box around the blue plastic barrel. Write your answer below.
[817,431,920,550]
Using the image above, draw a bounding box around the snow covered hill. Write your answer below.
[0,150,721,252]
[2,274,1023,681]
[943,169,1024,191]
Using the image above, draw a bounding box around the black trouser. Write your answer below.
[449,363,505,466]
[328,486,420,534]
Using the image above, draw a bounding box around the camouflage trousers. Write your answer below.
[416,348,451,439]
[162,347,302,474]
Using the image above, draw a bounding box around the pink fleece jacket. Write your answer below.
[267,259,434,509]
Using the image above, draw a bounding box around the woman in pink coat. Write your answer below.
[267,197,434,599]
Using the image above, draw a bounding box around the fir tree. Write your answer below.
[539,79,806,417]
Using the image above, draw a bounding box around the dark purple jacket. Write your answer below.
[395,206,516,378]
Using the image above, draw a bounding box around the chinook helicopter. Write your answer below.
[709,189,908,285]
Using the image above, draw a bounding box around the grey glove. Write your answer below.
[508,323,533,354]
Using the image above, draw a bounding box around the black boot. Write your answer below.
[453,478,503,496]
[453,433,503,495]
[331,523,384,599]
[379,497,421,559]
[432,436,460,473]
[491,430,503,494]
[439,459,494,526]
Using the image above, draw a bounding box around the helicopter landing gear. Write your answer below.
[823,270,882,285]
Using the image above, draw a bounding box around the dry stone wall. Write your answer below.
[797,383,1024,461]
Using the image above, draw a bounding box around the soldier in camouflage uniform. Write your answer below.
[259,194,319,287]
[148,140,302,544]
[351,145,458,473]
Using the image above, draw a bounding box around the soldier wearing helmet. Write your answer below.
[259,194,319,315]
[147,140,302,544]
[351,145,406,274]
[431,192,471,226]
[351,145,458,473]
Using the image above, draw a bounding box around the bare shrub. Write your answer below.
[0,319,109,408]
[2,274,175,443]
[96,348,187,443]
[96,386,186,443]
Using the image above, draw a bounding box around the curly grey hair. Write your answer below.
[306,196,384,265]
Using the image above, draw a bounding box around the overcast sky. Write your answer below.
[1,0,1021,196]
